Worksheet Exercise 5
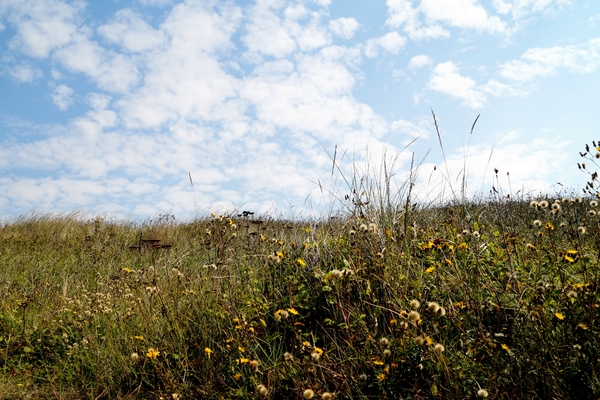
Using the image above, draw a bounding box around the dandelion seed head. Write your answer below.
[383,349,391,357]
[477,389,489,398]
[379,337,389,346]
[303,389,315,399]
[578,226,586,234]
[539,200,549,208]
[359,224,368,232]
[359,373,367,380]
[408,310,420,322]
[409,299,420,310]
[131,352,139,361]
[575,197,582,203]
[567,290,578,299]
[437,307,446,316]
[427,302,440,313]
[257,384,268,396]
[414,336,425,345]
[551,203,561,211]
[433,343,445,352]
[533,220,542,227]
[589,210,596,216]
[590,200,598,207]
[321,392,333,400]
[529,201,539,208]
[562,198,571,204]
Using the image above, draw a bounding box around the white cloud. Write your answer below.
[408,54,433,69]
[243,1,330,58]
[364,32,407,58]
[492,0,572,20]
[328,17,359,39]
[6,63,42,82]
[98,9,165,53]
[51,84,75,111]
[428,62,486,108]
[414,136,572,203]
[419,0,506,33]
[385,0,449,40]
[499,38,600,81]
[5,0,83,58]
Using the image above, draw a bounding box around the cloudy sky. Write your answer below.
[1,0,599,219]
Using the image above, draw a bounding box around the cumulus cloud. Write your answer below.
[428,62,486,108]
[328,17,359,39]
[408,54,433,69]
[6,63,42,82]
[98,9,166,53]
[499,38,600,81]
[364,32,407,58]
[51,84,75,110]
[4,0,83,58]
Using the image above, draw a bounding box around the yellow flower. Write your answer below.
[377,373,386,381]
[238,358,250,364]
[555,312,565,320]
[146,348,160,359]
[134,335,144,341]
[288,308,299,315]
[205,347,212,358]
[425,266,436,274]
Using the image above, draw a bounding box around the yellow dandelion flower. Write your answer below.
[377,373,386,381]
[555,312,565,320]
[373,360,385,365]
[425,266,435,274]
[146,348,160,359]
[297,258,306,267]
[238,358,250,364]
[233,373,242,380]
[288,308,299,315]
[204,347,212,358]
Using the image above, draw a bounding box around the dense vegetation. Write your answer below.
[2,142,600,399]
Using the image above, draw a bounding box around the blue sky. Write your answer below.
[1,0,599,219]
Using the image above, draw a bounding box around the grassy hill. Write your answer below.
[0,192,599,399]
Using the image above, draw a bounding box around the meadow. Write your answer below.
[1,144,600,399]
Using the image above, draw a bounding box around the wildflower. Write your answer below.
[330,269,343,279]
[427,302,440,313]
[322,393,333,400]
[288,308,299,315]
[578,226,586,234]
[274,309,289,321]
[379,337,389,346]
[146,348,160,359]
[377,373,386,381]
[410,300,421,310]
[311,347,323,361]
[303,389,315,399]
[368,223,377,234]
[433,343,445,352]
[458,242,468,250]
[284,352,293,361]
[477,389,489,398]
[533,220,542,227]
[414,336,425,345]
[131,352,139,361]
[257,384,269,396]
[539,200,549,208]
[555,312,565,320]
[408,311,420,322]
[204,347,212,359]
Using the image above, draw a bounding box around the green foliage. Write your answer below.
[3,138,600,399]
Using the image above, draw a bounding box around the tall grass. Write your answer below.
[0,141,599,399]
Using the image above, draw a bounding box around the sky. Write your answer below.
[1,0,599,220]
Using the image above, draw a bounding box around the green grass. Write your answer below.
[0,195,599,399]
[2,140,600,399]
